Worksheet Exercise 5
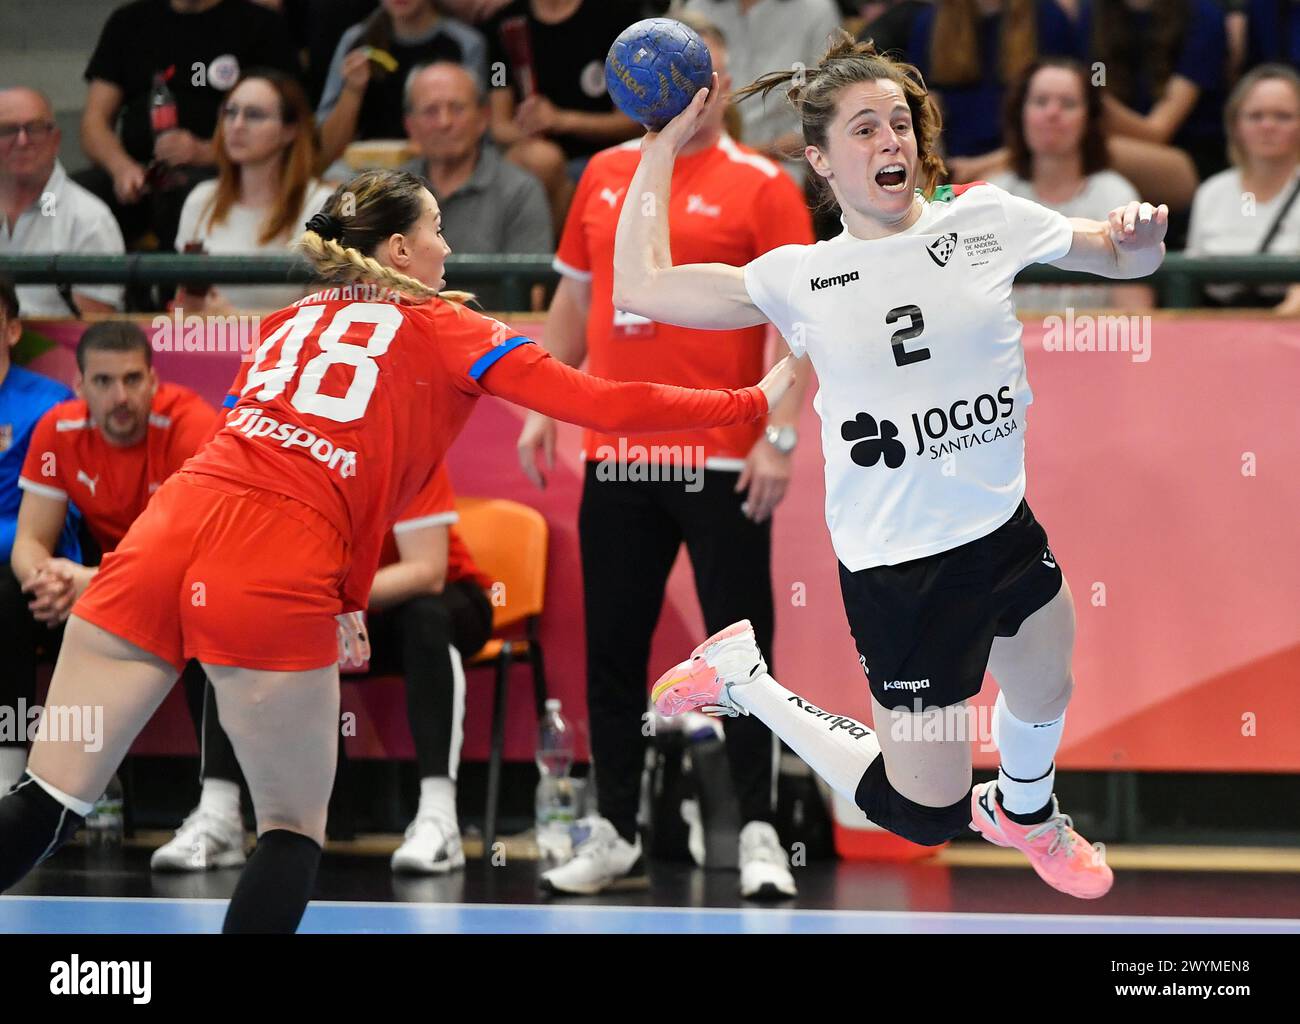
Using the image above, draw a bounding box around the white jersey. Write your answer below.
[744,182,1074,569]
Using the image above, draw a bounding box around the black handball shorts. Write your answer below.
[838,499,1064,711]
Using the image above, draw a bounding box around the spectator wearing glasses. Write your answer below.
[0,89,125,317]
[174,70,333,313]
[77,0,300,255]
[400,62,552,255]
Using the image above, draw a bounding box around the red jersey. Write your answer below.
[554,135,815,466]
[379,462,491,592]
[19,382,218,553]
[204,283,768,611]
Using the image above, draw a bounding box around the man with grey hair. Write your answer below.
[401,61,552,256]
[0,88,125,316]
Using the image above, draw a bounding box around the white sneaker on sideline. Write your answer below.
[738,821,796,901]
[150,807,248,872]
[538,816,648,896]
[391,816,465,874]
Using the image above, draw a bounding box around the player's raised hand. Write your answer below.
[642,72,720,156]
[1107,201,1168,252]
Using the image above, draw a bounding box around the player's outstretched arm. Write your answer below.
[1052,201,1168,280]
[612,76,769,331]
[480,344,795,435]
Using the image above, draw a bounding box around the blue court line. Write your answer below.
[3,896,1298,934]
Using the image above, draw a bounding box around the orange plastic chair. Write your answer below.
[454,497,550,855]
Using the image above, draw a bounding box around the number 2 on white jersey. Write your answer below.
[242,302,402,422]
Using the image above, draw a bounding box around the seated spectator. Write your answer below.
[906,0,1081,177]
[484,0,642,232]
[174,70,334,313]
[0,89,125,317]
[400,62,552,255]
[154,463,494,875]
[76,0,300,259]
[1244,0,1300,72]
[989,57,1153,308]
[0,278,80,794]
[684,0,845,180]
[1088,0,1230,179]
[1187,63,1300,312]
[316,0,488,168]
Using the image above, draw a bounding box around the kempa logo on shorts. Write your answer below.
[227,407,357,479]
[787,695,872,740]
[881,678,931,692]
[810,270,859,291]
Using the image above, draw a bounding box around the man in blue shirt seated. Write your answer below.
[0,277,82,793]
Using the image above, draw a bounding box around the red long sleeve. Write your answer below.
[478,343,769,433]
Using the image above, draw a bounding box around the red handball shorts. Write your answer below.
[74,471,347,673]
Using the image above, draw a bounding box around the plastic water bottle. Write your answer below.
[535,699,576,863]
[84,774,124,847]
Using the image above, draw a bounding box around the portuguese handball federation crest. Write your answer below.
[927,232,958,267]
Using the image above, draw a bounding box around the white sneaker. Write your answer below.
[150,807,248,872]
[738,821,796,901]
[391,816,465,874]
[538,816,648,896]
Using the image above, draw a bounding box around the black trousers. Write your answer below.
[578,463,777,842]
[0,565,65,748]
[194,581,494,786]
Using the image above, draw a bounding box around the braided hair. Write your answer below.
[298,169,474,306]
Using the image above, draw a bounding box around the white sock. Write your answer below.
[417,776,457,825]
[198,777,242,820]
[25,769,96,817]
[731,673,881,803]
[0,747,27,794]
[992,690,1063,815]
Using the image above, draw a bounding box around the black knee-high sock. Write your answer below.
[0,775,85,892]
[221,829,322,934]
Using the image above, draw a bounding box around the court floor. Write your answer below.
[4,842,1300,934]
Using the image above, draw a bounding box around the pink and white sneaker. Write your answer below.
[970,781,1113,899]
[651,620,766,719]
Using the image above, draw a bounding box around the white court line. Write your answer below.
[3,894,1297,930]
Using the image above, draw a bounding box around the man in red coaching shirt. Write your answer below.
[516,16,815,900]
[13,321,217,617]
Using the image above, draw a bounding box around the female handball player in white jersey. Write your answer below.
[0,169,794,931]
[620,33,1168,899]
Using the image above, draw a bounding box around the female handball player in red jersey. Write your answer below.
[0,168,794,932]
[619,34,1168,900]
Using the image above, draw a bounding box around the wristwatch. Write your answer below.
[765,424,798,454]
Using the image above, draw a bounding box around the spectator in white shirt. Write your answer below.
[1187,63,1300,313]
[989,58,1152,309]
[0,88,125,317]
[175,70,334,313]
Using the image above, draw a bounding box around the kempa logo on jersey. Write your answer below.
[786,695,872,740]
[881,678,930,692]
[227,407,358,479]
[810,270,859,291]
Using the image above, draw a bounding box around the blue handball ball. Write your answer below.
[605,18,713,131]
